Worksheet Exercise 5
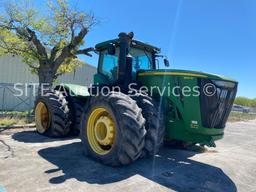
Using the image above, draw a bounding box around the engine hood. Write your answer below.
[137,69,237,82]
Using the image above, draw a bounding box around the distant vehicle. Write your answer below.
[232,104,250,113]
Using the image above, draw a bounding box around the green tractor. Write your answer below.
[35,32,238,166]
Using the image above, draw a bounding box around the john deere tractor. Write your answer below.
[35,32,238,166]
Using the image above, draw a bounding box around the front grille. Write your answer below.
[198,78,238,128]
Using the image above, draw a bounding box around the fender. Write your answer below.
[55,84,90,98]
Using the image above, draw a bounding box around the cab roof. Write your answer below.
[95,39,161,53]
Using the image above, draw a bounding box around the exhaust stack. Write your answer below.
[117,32,134,90]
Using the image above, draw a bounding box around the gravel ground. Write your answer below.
[0,120,256,192]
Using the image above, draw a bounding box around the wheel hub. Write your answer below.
[87,108,116,155]
[35,102,50,133]
[94,116,115,146]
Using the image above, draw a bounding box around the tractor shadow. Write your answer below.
[38,142,237,192]
[11,130,77,143]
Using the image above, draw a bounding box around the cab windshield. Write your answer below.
[99,47,154,82]
[130,48,154,72]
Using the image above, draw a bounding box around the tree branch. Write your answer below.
[25,28,48,60]
[70,27,88,48]
[75,47,95,57]
[53,27,89,70]
[49,46,59,62]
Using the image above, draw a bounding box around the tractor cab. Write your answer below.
[94,33,169,87]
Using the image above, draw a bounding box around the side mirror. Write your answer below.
[164,58,170,67]
[107,44,116,55]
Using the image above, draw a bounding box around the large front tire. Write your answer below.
[34,90,71,137]
[80,92,146,166]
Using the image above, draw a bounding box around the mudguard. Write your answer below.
[55,84,90,98]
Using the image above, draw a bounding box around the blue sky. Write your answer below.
[47,0,256,98]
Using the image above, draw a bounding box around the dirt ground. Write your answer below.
[0,120,256,192]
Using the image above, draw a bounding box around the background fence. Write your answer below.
[0,83,35,112]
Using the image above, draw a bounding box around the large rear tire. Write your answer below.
[34,90,71,137]
[80,92,146,166]
[54,86,87,136]
[65,96,86,136]
[132,92,165,157]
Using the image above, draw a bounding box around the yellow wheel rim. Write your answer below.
[35,102,50,133]
[87,107,116,155]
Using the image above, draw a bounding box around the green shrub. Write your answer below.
[234,97,256,107]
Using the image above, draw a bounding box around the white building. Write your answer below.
[0,55,97,111]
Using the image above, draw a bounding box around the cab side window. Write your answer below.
[99,49,119,82]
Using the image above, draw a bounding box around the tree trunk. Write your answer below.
[38,65,55,95]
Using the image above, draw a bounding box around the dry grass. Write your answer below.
[0,117,28,127]
[0,111,33,127]
[228,112,256,122]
